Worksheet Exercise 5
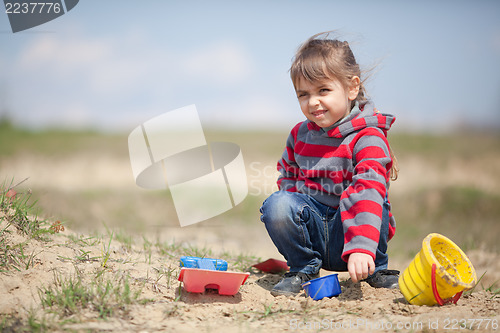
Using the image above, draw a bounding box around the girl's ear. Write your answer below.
[348,76,360,101]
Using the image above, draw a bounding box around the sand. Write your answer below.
[1,214,498,333]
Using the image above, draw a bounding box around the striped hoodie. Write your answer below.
[277,101,396,262]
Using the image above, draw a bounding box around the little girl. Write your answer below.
[260,32,399,296]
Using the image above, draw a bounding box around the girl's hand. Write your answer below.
[347,253,375,283]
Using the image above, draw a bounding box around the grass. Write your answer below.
[466,271,500,298]
[390,185,500,254]
[38,270,144,319]
[0,179,52,240]
[485,282,500,297]
[1,207,498,331]
[155,239,215,260]
[65,233,100,247]
[219,250,260,272]
[153,237,259,272]
[235,302,299,322]
[0,118,124,157]
[0,182,153,327]
[100,230,113,268]
[389,132,500,159]
[151,264,179,289]
[114,228,134,252]
[26,224,258,328]
[0,179,53,272]
[143,236,153,264]
[0,189,261,329]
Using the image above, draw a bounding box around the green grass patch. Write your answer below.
[0,179,52,240]
[153,238,259,272]
[0,119,126,157]
[39,270,146,320]
[0,179,54,272]
[390,185,500,256]
[389,132,500,159]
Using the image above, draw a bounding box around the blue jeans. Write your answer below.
[260,191,390,275]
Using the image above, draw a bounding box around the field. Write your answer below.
[1,121,499,332]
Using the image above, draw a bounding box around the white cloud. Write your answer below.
[19,35,111,74]
[5,31,261,130]
[182,42,254,84]
[17,35,159,96]
[14,34,254,97]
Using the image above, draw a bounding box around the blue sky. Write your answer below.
[1,0,499,132]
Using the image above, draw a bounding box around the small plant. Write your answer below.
[0,178,51,241]
[23,247,40,270]
[27,309,49,333]
[465,271,487,296]
[219,250,260,272]
[152,265,179,290]
[485,281,500,297]
[174,283,182,302]
[237,302,295,321]
[155,239,183,258]
[65,233,99,247]
[40,273,90,316]
[143,236,153,264]
[114,229,133,252]
[262,303,275,318]
[0,239,19,272]
[59,249,99,264]
[39,270,146,320]
[100,231,113,268]
[0,178,55,273]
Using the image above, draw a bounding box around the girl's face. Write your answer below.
[295,76,360,128]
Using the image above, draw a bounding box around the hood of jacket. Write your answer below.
[306,101,396,138]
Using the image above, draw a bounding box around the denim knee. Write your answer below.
[261,191,290,220]
[260,191,323,274]
[260,191,296,231]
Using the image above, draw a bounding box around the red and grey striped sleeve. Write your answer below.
[339,127,393,262]
[277,122,302,192]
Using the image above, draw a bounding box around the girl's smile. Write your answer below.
[311,110,327,118]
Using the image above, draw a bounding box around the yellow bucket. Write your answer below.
[399,233,477,306]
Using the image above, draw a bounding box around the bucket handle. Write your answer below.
[431,263,463,306]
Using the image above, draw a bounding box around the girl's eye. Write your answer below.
[320,88,330,94]
[297,93,307,98]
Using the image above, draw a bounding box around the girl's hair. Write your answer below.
[290,31,367,107]
[290,31,399,181]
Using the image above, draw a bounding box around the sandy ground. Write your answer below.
[0,213,499,332]
[1,136,500,332]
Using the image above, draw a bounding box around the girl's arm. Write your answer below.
[339,127,393,262]
[277,124,301,192]
[277,133,299,191]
